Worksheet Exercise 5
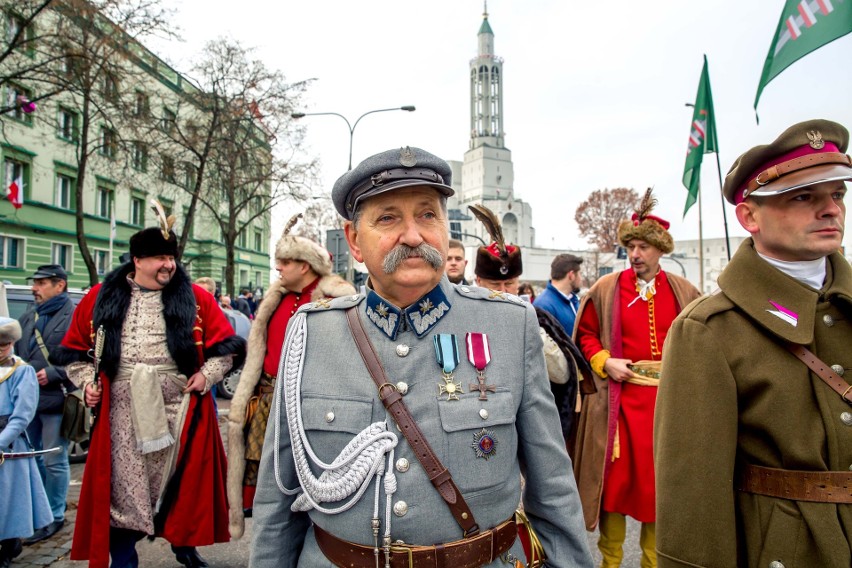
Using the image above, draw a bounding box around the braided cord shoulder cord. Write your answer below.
[273,311,399,524]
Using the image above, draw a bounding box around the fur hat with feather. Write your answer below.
[274,213,332,276]
[469,204,523,279]
[129,199,179,259]
[617,188,674,253]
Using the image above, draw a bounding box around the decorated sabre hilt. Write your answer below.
[93,325,105,387]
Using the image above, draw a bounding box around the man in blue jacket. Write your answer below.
[534,253,584,335]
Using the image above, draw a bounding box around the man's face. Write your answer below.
[476,276,520,296]
[737,181,846,262]
[275,258,308,290]
[445,246,468,284]
[133,255,176,290]
[345,186,448,305]
[566,270,583,292]
[626,239,664,281]
[31,277,65,305]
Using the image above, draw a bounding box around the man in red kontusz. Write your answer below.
[572,190,700,568]
[55,219,245,568]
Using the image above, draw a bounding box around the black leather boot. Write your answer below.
[171,546,209,568]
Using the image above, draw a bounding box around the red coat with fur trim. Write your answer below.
[54,263,245,567]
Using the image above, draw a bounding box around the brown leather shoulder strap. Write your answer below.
[786,343,852,404]
[345,307,480,537]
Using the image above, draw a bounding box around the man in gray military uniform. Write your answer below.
[251,147,592,567]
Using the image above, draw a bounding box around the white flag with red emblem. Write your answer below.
[6,175,22,209]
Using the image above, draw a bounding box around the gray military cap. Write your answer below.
[332,146,454,220]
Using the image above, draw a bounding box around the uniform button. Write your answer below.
[395,458,410,473]
[396,381,409,395]
[831,365,845,376]
[769,561,785,568]
[393,501,408,517]
[396,344,410,357]
[325,412,335,423]
[823,314,835,327]
[479,409,489,420]
[841,412,852,426]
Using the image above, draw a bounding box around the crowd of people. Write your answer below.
[1,118,851,568]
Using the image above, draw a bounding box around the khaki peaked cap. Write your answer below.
[723,119,852,204]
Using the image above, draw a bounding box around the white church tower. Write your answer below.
[448,3,535,249]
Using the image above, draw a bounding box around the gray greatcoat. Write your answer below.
[656,238,852,568]
[251,278,593,567]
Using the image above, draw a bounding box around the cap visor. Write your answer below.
[353,179,454,210]
[749,163,852,197]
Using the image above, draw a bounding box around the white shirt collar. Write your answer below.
[756,252,826,290]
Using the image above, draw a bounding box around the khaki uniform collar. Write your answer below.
[719,238,852,344]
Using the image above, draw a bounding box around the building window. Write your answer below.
[183,163,196,189]
[254,230,262,252]
[161,155,175,183]
[5,12,32,55]
[5,83,33,123]
[101,73,118,102]
[94,249,109,275]
[133,91,149,118]
[238,231,247,248]
[239,269,248,288]
[0,235,23,268]
[55,173,73,209]
[130,195,144,226]
[96,186,112,218]
[99,127,117,158]
[6,13,23,43]
[132,141,147,171]
[161,107,176,134]
[450,221,462,240]
[255,271,262,289]
[4,158,27,200]
[51,243,72,270]
[57,107,78,141]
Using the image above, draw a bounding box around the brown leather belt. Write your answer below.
[736,463,852,503]
[314,518,517,568]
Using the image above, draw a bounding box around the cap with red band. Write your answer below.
[722,119,852,205]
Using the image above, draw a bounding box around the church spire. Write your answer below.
[470,2,503,149]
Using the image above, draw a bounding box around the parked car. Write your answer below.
[5,283,90,462]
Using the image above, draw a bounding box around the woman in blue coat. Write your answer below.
[0,317,52,567]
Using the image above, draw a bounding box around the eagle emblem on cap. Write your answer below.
[807,130,824,150]
[399,146,417,167]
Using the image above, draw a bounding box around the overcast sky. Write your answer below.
[152,0,852,251]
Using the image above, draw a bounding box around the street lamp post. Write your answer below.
[291,105,416,170]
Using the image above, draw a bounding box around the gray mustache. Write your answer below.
[383,244,444,274]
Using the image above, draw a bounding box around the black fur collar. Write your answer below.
[91,262,200,379]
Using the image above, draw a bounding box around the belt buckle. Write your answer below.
[389,542,414,568]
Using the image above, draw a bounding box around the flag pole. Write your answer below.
[108,201,115,270]
[714,151,732,261]
[698,174,704,293]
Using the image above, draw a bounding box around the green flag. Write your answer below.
[682,55,718,217]
[755,0,852,114]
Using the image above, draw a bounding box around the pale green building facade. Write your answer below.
[0,6,271,293]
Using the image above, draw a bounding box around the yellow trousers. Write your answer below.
[598,511,656,568]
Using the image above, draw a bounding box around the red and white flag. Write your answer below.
[7,175,22,209]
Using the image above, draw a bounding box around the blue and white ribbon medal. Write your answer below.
[434,333,463,401]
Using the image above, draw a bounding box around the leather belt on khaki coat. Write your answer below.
[313,517,518,568]
[736,463,852,503]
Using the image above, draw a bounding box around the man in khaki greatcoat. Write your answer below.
[656,119,852,568]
